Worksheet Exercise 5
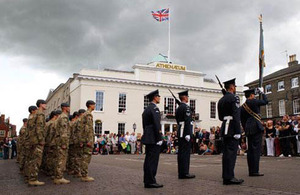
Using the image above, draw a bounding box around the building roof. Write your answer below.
[104,68,134,74]
[245,64,300,86]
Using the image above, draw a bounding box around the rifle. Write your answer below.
[215,75,226,95]
[168,89,181,106]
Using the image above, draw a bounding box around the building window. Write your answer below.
[265,84,272,94]
[190,99,196,114]
[278,81,284,91]
[118,123,125,135]
[210,101,216,119]
[95,91,104,111]
[144,95,150,110]
[0,130,5,136]
[279,100,286,116]
[291,77,299,88]
[95,122,102,135]
[118,93,126,113]
[293,99,300,114]
[164,97,175,115]
[266,102,272,118]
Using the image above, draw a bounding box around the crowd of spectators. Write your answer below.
[262,115,300,157]
[0,137,17,160]
[92,127,224,156]
[92,114,300,158]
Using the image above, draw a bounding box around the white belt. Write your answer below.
[223,116,233,135]
[179,122,184,138]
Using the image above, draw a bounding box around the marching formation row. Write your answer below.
[17,100,96,186]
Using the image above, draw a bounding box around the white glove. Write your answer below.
[185,135,191,142]
[258,87,264,94]
[233,134,241,140]
[156,140,163,146]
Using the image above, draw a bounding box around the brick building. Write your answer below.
[0,114,16,140]
[245,54,300,121]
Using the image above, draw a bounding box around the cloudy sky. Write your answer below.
[1,0,300,131]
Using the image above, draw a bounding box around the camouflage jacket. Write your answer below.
[18,126,26,147]
[73,117,83,145]
[80,110,95,144]
[55,112,70,147]
[69,120,76,145]
[30,109,46,145]
[26,112,40,146]
[45,120,57,147]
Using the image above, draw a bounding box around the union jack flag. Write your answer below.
[151,8,169,22]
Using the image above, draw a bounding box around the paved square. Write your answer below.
[1,154,299,194]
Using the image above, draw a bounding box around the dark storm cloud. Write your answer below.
[0,0,300,84]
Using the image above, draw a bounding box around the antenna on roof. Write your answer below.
[281,50,288,64]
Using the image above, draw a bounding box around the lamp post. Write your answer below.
[133,123,136,133]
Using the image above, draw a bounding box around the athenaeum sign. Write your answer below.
[156,63,186,71]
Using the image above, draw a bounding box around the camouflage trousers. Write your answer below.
[73,145,82,174]
[79,146,93,177]
[41,146,49,172]
[44,145,56,176]
[16,143,20,162]
[54,147,68,179]
[67,144,76,172]
[27,145,44,181]
[20,145,30,173]
[22,145,32,178]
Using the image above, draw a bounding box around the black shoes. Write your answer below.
[144,183,164,188]
[223,178,244,185]
[249,173,264,177]
[178,174,196,179]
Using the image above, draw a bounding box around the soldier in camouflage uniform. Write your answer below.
[79,100,95,182]
[22,106,38,183]
[53,103,71,184]
[43,111,58,176]
[67,111,79,175]
[73,109,85,177]
[72,109,86,177]
[17,118,27,164]
[27,99,47,186]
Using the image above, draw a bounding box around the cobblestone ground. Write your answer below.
[0,154,299,195]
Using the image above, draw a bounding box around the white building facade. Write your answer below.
[69,61,242,136]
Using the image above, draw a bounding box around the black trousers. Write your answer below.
[3,147,9,159]
[144,144,160,184]
[290,137,297,156]
[11,147,17,159]
[280,137,291,156]
[247,132,262,174]
[177,138,191,177]
[222,137,238,180]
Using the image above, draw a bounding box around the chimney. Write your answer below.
[288,54,298,67]
[0,114,4,123]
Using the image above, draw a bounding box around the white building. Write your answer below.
[66,57,243,136]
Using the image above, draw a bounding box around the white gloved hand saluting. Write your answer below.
[233,134,241,140]
[257,87,264,94]
[156,140,163,146]
[185,135,191,142]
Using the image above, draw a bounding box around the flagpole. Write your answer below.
[258,14,263,88]
[168,7,171,63]
[258,14,264,100]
